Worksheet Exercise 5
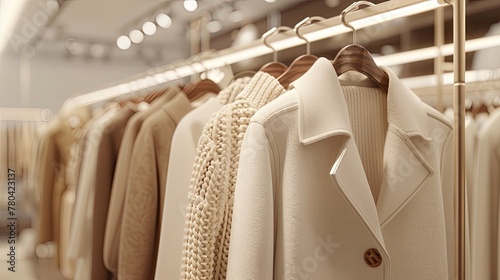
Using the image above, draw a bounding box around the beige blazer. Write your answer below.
[155,77,251,280]
[154,97,223,280]
[89,105,137,280]
[69,106,119,280]
[103,88,178,276]
[471,109,500,279]
[227,58,454,279]
[118,93,192,280]
[35,106,91,267]
[60,114,100,279]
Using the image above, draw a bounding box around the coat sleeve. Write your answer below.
[36,126,58,244]
[227,122,275,280]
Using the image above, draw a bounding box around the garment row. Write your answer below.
[34,57,456,280]
[443,105,500,280]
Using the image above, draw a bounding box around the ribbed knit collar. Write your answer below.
[217,76,251,105]
[235,71,285,109]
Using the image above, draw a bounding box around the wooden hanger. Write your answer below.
[277,17,324,89]
[332,1,389,91]
[181,54,222,101]
[259,26,291,78]
[183,79,221,101]
[332,44,389,91]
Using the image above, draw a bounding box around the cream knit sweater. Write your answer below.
[181,72,285,280]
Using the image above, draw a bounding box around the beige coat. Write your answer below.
[155,77,250,280]
[471,109,500,279]
[90,105,137,280]
[228,58,454,279]
[35,106,91,267]
[103,88,178,276]
[69,106,119,280]
[118,92,192,280]
[60,112,101,279]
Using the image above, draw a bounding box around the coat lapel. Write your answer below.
[292,58,389,262]
[376,124,435,227]
[292,57,436,237]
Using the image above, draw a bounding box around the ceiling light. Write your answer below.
[265,0,277,3]
[229,10,244,23]
[142,22,157,36]
[206,20,222,33]
[116,36,131,50]
[184,0,198,12]
[129,29,144,44]
[156,13,172,29]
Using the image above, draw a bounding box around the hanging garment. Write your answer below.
[35,105,91,267]
[181,72,285,280]
[155,77,250,280]
[103,88,179,276]
[227,58,454,279]
[471,108,500,280]
[89,104,138,280]
[60,113,101,279]
[118,92,192,280]
[68,105,119,280]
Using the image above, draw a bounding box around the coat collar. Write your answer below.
[289,58,436,261]
[290,57,432,145]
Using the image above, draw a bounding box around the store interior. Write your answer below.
[1,0,500,279]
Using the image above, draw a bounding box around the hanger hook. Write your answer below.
[294,16,325,55]
[340,1,375,45]
[261,26,292,62]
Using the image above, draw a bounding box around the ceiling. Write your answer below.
[6,0,304,67]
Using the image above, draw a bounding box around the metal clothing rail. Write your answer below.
[64,0,447,108]
[63,0,467,279]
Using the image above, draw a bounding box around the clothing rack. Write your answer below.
[63,0,467,278]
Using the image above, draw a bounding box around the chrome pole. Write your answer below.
[434,7,445,112]
[452,0,466,278]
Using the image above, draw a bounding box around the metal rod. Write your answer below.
[434,7,445,112]
[65,0,449,108]
[452,0,466,278]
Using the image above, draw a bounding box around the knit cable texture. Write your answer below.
[181,72,285,280]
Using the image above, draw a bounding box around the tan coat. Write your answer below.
[227,58,454,279]
[90,105,138,280]
[60,113,101,279]
[69,106,119,280]
[118,92,192,280]
[103,88,178,276]
[35,106,91,266]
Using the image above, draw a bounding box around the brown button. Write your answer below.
[364,248,382,267]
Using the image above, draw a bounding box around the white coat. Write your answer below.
[227,58,454,279]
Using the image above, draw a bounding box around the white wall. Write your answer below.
[0,54,145,112]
